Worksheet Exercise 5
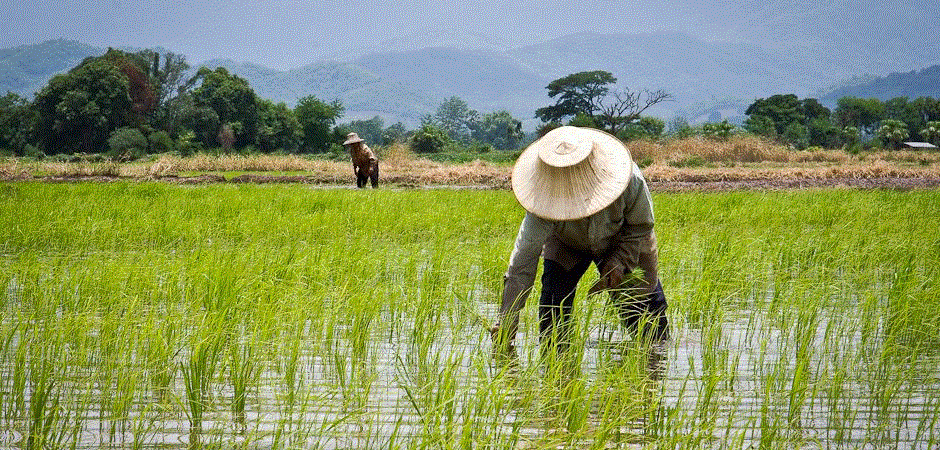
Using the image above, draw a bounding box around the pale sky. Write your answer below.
[3,0,937,70]
[3,0,744,69]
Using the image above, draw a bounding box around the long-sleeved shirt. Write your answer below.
[500,163,655,319]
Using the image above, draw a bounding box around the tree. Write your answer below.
[190,67,258,148]
[346,116,384,145]
[618,116,666,141]
[834,97,885,137]
[31,51,138,154]
[596,88,672,136]
[470,110,524,151]
[426,96,478,144]
[702,120,736,140]
[920,121,940,146]
[878,119,909,149]
[0,92,30,155]
[381,122,408,145]
[410,124,451,154]
[535,71,616,123]
[107,126,148,160]
[294,95,344,153]
[255,99,300,153]
[744,94,804,136]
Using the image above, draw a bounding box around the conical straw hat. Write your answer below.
[512,126,633,221]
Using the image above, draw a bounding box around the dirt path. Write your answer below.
[14,173,940,192]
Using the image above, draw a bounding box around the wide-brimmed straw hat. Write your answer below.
[511,126,633,221]
[343,132,365,145]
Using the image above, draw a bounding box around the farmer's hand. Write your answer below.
[590,261,625,296]
[488,323,518,365]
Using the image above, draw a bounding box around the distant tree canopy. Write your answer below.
[742,93,940,149]
[535,70,671,139]
[294,95,344,153]
[31,49,150,154]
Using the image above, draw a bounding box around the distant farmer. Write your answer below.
[490,126,669,362]
[344,132,379,188]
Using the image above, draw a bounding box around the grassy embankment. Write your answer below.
[1,183,938,449]
[2,135,939,186]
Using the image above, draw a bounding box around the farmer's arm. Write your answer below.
[624,164,655,235]
[596,165,657,291]
[496,212,550,338]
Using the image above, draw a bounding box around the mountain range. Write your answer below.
[2,18,938,129]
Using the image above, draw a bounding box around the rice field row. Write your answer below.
[0,182,938,449]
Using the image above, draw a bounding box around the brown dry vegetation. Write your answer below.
[3,137,940,190]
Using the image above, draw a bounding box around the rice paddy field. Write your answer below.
[1,182,938,449]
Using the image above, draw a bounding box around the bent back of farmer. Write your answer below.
[491,126,670,364]
[343,132,379,188]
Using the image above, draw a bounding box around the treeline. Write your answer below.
[0,48,527,160]
[740,94,940,150]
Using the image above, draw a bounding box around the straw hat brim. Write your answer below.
[512,127,632,221]
[343,137,365,145]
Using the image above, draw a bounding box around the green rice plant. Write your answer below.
[180,316,226,449]
[2,183,939,449]
[228,336,258,434]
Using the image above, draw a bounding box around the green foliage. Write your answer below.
[255,99,300,153]
[745,94,803,136]
[701,120,736,140]
[666,116,694,138]
[535,70,616,123]
[743,115,776,138]
[0,92,30,155]
[381,122,408,145]
[148,130,174,154]
[470,110,524,151]
[834,97,885,136]
[294,95,344,153]
[920,121,940,146]
[190,67,258,148]
[345,115,384,145]
[30,50,138,154]
[107,127,148,161]
[618,116,666,141]
[567,112,597,128]
[783,122,809,150]
[745,94,838,148]
[877,119,909,149]
[425,96,477,144]
[410,123,452,153]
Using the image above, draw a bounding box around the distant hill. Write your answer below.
[3,35,940,129]
[0,39,102,96]
[820,66,940,106]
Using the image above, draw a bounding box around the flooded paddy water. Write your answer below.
[1,183,938,449]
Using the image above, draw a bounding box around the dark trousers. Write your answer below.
[538,259,669,349]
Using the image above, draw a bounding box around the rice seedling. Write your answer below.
[0,182,938,449]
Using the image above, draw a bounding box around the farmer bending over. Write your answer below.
[344,132,379,188]
[491,126,669,362]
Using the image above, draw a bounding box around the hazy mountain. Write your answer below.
[3,21,939,129]
[0,39,102,96]
[820,65,940,106]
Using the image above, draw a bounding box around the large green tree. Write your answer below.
[833,97,885,137]
[425,96,478,144]
[345,115,385,145]
[535,71,616,124]
[190,67,258,148]
[0,92,30,155]
[294,95,344,153]
[30,49,153,154]
[470,110,524,151]
[255,99,300,153]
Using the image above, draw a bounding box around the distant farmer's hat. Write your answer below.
[512,126,633,221]
[343,132,365,145]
